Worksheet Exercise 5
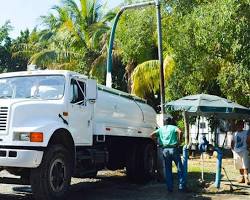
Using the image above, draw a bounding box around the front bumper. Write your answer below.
[0,148,43,168]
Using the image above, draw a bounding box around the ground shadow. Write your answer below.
[67,172,212,200]
[2,169,248,200]
[185,171,249,196]
[0,172,227,200]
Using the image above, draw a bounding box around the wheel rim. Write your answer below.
[49,158,67,192]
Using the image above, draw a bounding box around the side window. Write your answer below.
[70,79,86,105]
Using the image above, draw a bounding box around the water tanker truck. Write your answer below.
[0,70,158,200]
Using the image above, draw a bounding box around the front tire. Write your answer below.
[30,145,73,200]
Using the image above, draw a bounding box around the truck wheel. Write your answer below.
[126,142,156,183]
[30,145,72,200]
[156,146,165,182]
[126,144,138,181]
[142,143,156,181]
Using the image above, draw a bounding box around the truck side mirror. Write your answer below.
[86,79,97,101]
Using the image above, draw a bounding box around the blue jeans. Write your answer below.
[162,147,185,191]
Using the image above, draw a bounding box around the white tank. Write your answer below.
[94,85,157,138]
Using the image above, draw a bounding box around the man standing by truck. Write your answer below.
[150,118,185,193]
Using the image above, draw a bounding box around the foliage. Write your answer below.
[0,21,13,72]
[164,0,250,107]
[0,21,28,72]
[0,0,249,109]
[26,0,116,76]
[11,29,35,71]
[116,5,158,91]
[131,56,175,111]
[116,7,156,65]
[90,49,127,91]
[0,21,12,44]
[218,62,250,106]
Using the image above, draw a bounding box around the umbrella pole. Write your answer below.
[201,152,204,181]
[183,111,190,144]
[183,111,189,184]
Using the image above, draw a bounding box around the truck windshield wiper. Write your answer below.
[25,95,41,99]
[0,95,12,99]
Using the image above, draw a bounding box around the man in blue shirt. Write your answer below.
[151,118,185,192]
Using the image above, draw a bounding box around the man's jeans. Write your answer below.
[162,147,185,191]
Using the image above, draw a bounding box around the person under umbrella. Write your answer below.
[231,120,250,185]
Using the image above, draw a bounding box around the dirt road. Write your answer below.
[0,170,207,200]
[0,159,250,200]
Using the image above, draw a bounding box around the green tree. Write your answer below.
[218,62,250,107]
[116,6,158,91]
[0,21,13,72]
[0,21,12,44]
[11,29,34,71]
[29,0,115,75]
[131,56,175,112]
[164,0,249,107]
[0,22,32,72]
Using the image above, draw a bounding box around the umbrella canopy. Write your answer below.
[165,94,250,119]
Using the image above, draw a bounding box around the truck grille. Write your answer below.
[0,107,8,131]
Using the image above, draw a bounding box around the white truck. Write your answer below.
[0,70,157,200]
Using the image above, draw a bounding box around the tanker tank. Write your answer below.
[94,85,157,138]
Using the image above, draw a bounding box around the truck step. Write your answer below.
[76,155,92,161]
[73,169,97,178]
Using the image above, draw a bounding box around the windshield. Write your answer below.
[0,75,65,100]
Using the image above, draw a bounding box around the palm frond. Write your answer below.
[164,56,175,80]
[90,53,107,83]
[29,49,58,66]
[132,60,160,98]
[30,48,85,66]
[63,0,82,22]
[101,11,116,23]
[80,0,88,19]
[12,50,35,59]
[131,56,176,98]
[46,61,78,71]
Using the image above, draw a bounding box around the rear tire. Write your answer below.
[126,142,156,183]
[30,145,73,200]
[126,144,138,181]
[142,143,157,181]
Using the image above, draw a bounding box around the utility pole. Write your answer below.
[155,0,165,115]
[106,0,165,115]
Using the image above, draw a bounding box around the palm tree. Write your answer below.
[131,56,175,111]
[28,0,115,74]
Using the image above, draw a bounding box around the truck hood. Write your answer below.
[0,99,65,135]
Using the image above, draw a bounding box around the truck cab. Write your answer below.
[0,70,95,163]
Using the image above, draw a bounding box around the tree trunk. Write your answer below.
[126,61,136,93]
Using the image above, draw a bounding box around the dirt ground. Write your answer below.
[0,157,250,200]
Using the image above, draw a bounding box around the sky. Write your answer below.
[0,0,123,39]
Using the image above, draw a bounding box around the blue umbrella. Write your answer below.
[165,94,250,119]
[165,93,250,189]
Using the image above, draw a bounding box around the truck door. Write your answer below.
[68,78,93,145]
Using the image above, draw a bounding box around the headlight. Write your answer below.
[14,132,30,141]
[14,132,43,142]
